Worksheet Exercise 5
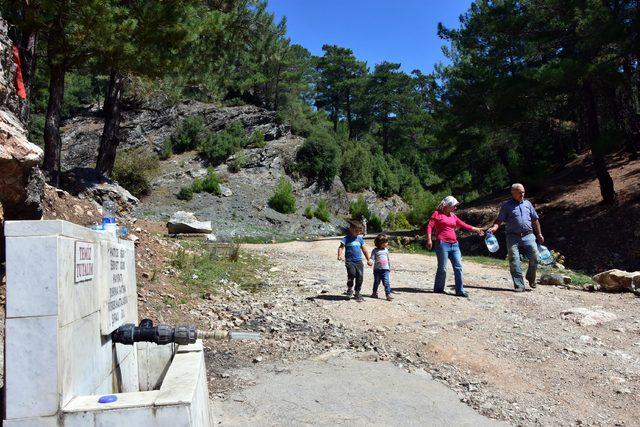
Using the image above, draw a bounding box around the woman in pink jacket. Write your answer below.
[426,196,484,297]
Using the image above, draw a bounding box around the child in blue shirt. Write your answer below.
[338,220,372,302]
[371,233,393,301]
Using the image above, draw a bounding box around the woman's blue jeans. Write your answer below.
[434,240,464,294]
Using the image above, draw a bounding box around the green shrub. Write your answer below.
[384,212,412,230]
[404,188,445,226]
[341,143,372,192]
[277,100,330,137]
[268,177,296,214]
[191,178,204,193]
[249,130,266,148]
[228,154,248,173]
[368,214,383,232]
[178,168,221,200]
[190,169,221,195]
[112,148,160,198]
[304,205,314,219]
[159,139,173,160]
[349,195,371,221]
[394,212,411,230]
[177,186,193,201]
[170,116,208,153]
[295,127,341,188]
[314,199,331,222]
[198,121,248,164]
[28,114,45,147]
[199,168,221,195]
[371,153,401,198]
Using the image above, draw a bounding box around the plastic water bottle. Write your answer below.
[102,200,117,237]
[537,244,553,265]
[485,231,499,253]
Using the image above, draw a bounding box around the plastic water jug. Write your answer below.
[485,231,499,253]
[102,200,116,225]
[537,244,553,265]
[102,200,117,236]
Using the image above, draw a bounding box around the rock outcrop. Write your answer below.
[60,168,139,215]
[61,101,290,170]
[0,17,44,220]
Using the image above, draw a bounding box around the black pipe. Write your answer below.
[112,319,197,346]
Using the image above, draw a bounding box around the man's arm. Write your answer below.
[533,219,544,243]
[489,203,506,233]
[338,244,344,260]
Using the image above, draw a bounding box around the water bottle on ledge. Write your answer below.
[485,231,499,253]
[102,200,117,237]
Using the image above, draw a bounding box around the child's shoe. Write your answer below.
[386,294,393,301]
[354,293,364,302]
[344,288,354,297]
[370,292,379,299]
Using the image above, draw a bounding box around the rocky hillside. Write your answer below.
[60,102,408,240]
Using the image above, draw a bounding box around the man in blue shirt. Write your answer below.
[488,183,545,291]
[338,220,372,302]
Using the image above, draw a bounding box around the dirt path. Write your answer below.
[207,239,640,426]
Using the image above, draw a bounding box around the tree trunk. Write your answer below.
[18,0,38,123]
[582,80,617,204]
[331,102,338,133]
[621,60,640,158]
[382,117,389,153]
[346,90,353,139]
[43,61,65,186]
[96,69,125,176]
[273,64,282,111]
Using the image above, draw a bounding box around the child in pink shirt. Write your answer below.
[426,196,484,297]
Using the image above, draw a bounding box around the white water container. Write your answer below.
[485,232,499,253]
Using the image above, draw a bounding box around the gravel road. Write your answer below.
[206,239,640,426]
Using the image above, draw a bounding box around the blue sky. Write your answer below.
[267,0,473,74]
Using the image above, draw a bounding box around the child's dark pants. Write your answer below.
[345,260,364,294]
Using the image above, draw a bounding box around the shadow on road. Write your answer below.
[393,287,434,294]
[465,284,528,292]
[306,294,351,302]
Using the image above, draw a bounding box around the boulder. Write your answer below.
[167,211,212,234]
[592,269,640,293]
[561,308,617,327]
[0,18,44,222]
[220,184,233,197]
[539,273,571,286]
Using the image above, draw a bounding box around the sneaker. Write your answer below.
[433,289,445,294]
[386,294,393,301]
[455,291,469,298]
[344,289,354,297]
[514,287,525,293]
[354,293,364,302]
[370,293,379,299]
[529,281,537,289]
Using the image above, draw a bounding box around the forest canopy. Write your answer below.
[3,0,637,218]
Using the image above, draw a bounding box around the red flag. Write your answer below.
[12,45,27,99]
